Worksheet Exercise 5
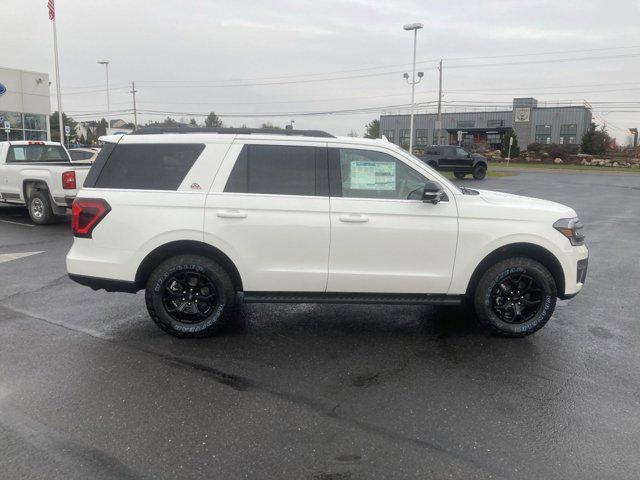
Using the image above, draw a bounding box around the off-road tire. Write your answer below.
[474,257,556,337]
[472,164,487,180]
[454,172,466,179]
[145,254,236,338]
[28,190,54,225]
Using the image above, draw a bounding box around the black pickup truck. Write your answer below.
[418,145,488,180]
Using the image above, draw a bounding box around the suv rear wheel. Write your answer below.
[28,190,54,225]
[474,257,556,337]
[145,254,236,338]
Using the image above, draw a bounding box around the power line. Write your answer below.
[134,45,640,84]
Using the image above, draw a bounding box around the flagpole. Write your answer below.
[51,13,63,143]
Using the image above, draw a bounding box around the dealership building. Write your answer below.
[0,67,51,141]
[379,97,593,151]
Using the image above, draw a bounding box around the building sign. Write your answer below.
[514,107,531,123]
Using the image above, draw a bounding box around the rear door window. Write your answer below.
[224,144,327,196]
[92,143,205,190]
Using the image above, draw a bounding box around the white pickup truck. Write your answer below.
[0,141,90,224]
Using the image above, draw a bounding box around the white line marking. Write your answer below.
[0,219,34,227]
[0,251,44,264]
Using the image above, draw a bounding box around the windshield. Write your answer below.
[7,144,69,163]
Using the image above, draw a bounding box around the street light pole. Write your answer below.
[403,23,423,154]
[98,60,110,133]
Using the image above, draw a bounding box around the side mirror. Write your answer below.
[422,181,444,204]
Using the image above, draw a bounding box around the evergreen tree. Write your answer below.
[581,122,612,155]
[364,119,380,139]
[501,130,520,158]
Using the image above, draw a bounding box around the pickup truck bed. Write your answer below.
[0,141,91,224]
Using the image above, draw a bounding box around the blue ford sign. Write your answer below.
[0,83,5,96]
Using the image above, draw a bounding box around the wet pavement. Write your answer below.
[0,169,639,479]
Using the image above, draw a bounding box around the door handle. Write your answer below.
[339,214,369,223]
[216,210,247,219]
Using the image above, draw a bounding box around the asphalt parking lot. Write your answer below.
[1,170,639,480]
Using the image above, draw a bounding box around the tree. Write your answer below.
[189,118,198,127]
[49,111,78,143]
[501,130,520,158]
[581,122,612,155]
[261,122,281,129]
[204,112,223,128]
[95,118,108,137]
[364,119,380,139]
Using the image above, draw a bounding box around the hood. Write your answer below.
[476,189,576,217]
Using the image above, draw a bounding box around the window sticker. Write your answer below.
[350,160,396,191]
[13,148,26,161]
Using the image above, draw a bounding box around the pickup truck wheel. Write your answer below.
[472,164,487,180]
[474,257,556,337]
[454,172,466,179]
[145,255,236,338]
[28,191,54,225]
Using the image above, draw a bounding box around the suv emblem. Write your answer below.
[190,183,201,190]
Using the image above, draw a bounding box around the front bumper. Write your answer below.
[559,245,588,299]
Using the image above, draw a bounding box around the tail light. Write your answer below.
[62,171,76,190]
[71,198,111,238]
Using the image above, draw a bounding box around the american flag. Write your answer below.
[48,0,55,20]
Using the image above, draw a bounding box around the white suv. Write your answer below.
[66,128,588,338]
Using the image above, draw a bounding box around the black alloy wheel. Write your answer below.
[489,272,543,324]
[472,164,487,180]
[474,257,556,337]
[162,270,218,324]
[146,254,236,338]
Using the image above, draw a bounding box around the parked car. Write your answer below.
[66,128,588,338]
[0,141,91,224]
[419,145,488,180]
[69,147,100,164]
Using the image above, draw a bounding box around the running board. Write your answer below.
[242,292,464,306]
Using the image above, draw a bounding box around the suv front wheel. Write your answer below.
[145,254,236,338]
[474,257,557,337]
[472,164,487,180]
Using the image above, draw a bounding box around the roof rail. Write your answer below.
[131,127,335,138]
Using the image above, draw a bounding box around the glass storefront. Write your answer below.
[0,111,48,141]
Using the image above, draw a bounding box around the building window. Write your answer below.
[398,129,410,148]
[24,114,46,130]
[560,124,577,144]
[535,124,552,144]
[0,111,48,141]
[486,133,501,146]
[457,120,475,128]
[415,129,428,146]
[382,129,395,143]
[487,119,504,128]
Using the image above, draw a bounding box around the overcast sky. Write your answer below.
[3,0,640,141]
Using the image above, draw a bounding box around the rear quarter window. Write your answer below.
[90,143,205,190]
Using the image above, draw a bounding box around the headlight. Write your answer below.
[553,217,585,246]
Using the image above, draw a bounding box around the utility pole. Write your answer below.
[130,81,138,130]
[49,2,64,143]
[98,61,110,132]
[436,59,443,145]
[403,22,424,154]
